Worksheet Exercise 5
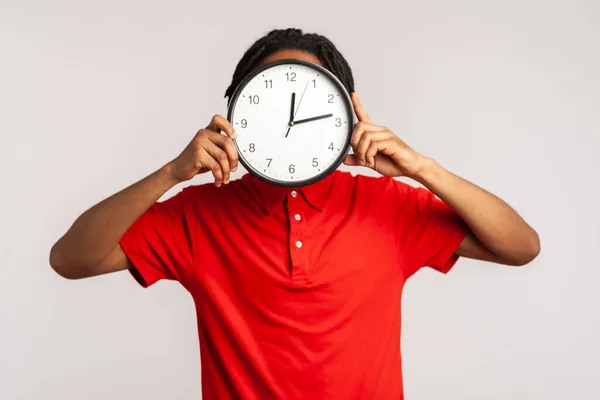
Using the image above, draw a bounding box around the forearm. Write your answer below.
[414,158,540,265]
[50,163,180,275]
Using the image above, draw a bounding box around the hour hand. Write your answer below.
[292,113,333,125]
[285,92,296,138]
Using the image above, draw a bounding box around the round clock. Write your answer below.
[227,58,354,187]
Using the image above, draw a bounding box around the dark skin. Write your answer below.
[49,49,539,280]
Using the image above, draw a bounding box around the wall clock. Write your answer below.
[227,59,354,187]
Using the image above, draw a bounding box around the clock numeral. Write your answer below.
[335,118,341,127]
[312,158,318,167]
[328,94,334,103]
[328,142,334,151]
[249,95,259,104]
[312,79,316,88]
[289,164,295,174]
[266,158,272,167]
[249,143,255,152]
[241,119,247,128]
[286,72,296,82]
[264,79,272,88]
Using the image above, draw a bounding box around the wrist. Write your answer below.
[159,162,183,187]
[413,157,443,186]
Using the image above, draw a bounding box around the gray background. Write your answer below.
[1,0,599,399]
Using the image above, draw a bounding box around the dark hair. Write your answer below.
[224,28,354,105]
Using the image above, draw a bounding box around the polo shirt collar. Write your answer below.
[244,171,337,215]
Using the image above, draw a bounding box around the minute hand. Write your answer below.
[293,113,333,125]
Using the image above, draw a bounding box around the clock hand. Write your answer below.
[292,113,333,125]
[292,80,310,120]
[285,80,309,138]
[285,92,296,138]
[289,92,296,123]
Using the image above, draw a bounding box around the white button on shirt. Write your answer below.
[295,240,303,248]
[291,191,298,198]
[294,214,301,221]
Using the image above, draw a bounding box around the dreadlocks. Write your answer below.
[224,28,354,105]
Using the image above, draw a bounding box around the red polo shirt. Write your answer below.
[119,170,467,399]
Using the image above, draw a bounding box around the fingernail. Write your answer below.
[232,131,237,139]
[232,166,238,172]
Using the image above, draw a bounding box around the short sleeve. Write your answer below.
[394,180,468,279]
[119,188,194,288]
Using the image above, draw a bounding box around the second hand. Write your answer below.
[285,80,310,138]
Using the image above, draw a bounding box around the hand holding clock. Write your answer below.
[167,61,426,188]
[166,93,425,188]
[343,93,428,179]
[166,114,238,187]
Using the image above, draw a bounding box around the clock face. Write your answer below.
[227,59,354,187]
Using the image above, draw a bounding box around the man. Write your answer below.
[50,28,540,399]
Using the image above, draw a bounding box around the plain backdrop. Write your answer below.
[1,0,599,399]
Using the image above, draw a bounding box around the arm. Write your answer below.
[49,165,179,279]
[344,93,540,267]
[414,159,540,266]
[49,115,238,279]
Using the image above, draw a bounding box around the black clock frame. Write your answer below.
[227,58,354,188]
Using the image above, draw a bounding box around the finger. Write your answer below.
[357,130,396,166]
[373,138,398,157]
[206,141,231,184]
[355,131,373,164]
[204,142,230,185]
[352,128,391,159]
[212,134,239,173]
[365,140,379,168]
[343,154,366,166]
[350,121,387,151]
[351,92,372,124]
[206,114,236,139]
[198,148,224,186]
